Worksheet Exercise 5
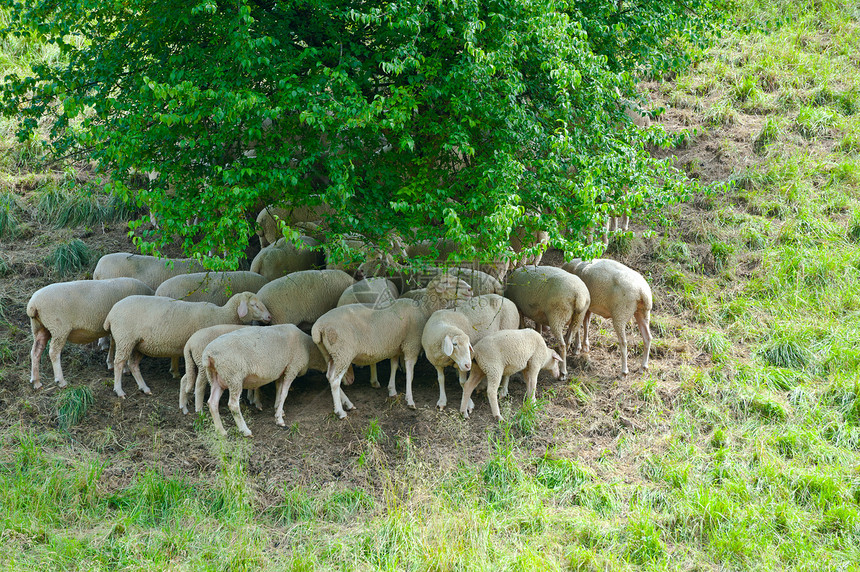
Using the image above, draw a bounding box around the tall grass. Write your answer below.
[45,239,94,276]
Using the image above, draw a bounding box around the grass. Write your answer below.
[3,0,860,570]
[44,239,94,276]
[56,386,94,431]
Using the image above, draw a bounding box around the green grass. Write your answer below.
[4,0,860,570]
[45,239,94,276]
[56,386,94,431]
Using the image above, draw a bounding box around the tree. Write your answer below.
[0,0,722,268]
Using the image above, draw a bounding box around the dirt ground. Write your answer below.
[0,91,728,496]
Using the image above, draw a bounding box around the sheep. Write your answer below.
[460,329,562,421]
[249,236,325,281]
[27,278,154,389]
[204,324,329,436]
[396,266,502,296]
[406,239,509,281]
[177,324,249,414]
[255,203,333,248]
[312,274,473,417]
[336,277,400,390]
[503,265,590,379]
[93,252,206,290]
[256,269,355,329]
[104,292,272,398]
[562,258,653,376]
[155,271,268,305]
[337,277,399,308]
[421,294,520,410]
[510,224,550,267]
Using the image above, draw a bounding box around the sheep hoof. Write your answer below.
[31,379,42,390]
[142,388,152,396]
[115,389,126,399]
[370,381,381,389]
[436,403,446,411]
[254,404,263,411]
[407,402,416,410]
[461,410,470,419]
[499,390,508,399]
[336,411,348,419]
[276,419,285,427]
[242,431,253,438]
[494,415,504,422]
[181,406,188,415]
[56,379,68,388]
[218,429,228,437]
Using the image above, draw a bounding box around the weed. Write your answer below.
[710,241,735,271]
[624,515,666,565]
[794,106,837,138]
[754,118,781,154]
[738,392,788,422]
[0,191,23,238]
[511,397,544,436]
[848,210,860,242]
[365,418,384,443]
[56,385,94,431]
[698,330,731,361]
[759,331,812,370]
[705,99,739,126]
[45,239,94,276]
[0,254,9,276]
[270,486,317,523]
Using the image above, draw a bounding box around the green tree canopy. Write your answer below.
[1,0,721,268]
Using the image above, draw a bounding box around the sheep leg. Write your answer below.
[274,371,299,427]
[170,356,180,379]
[47,331,69,388]
[549,320,568,380]
[194,367,208,413]
[635,310,652,372]
[435,366,448,410]
[524,367,539,402]
[487,371,504,422]
[228,388,252,438]
[29,327,49,390]
[179,373,190,413]
[613,319,629,376]
[329,368,350,419]
[403,356,417,409]
[340,388,355,411]
[112,355,128,398]
[581,310,592,353]
[248,388,263,411]
[207,382,228,436]
[128,351,152,395]
[499,375,511,399]
[459,365,484,418]
[106,337,115,371]
[369,363,380,389]
[459,369,474,411]
[386,357,399,398]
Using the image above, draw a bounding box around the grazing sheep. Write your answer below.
[510,223,550,267]
[204,324,328,436]
[255,204,332,248]
[93,252,206,290]
[406,239,510,281]
[155,271,268,305]
[422,294,520,410]
[177,324,249,414]
[460,329,562,421]
[104,292,272,398]
[250,236,324,281]
[27,278,154,389]
[562,258,653,375]
[504,265,590,379]
[256,269,355,329]
[312,274,473,417]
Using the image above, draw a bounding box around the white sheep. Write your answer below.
[155,271,268,305]
[104,292,272,397]
[562,258,653,375]
[204,324,329,436]
[504,265,590,379]
[256,269,355,329]
[336,277,401,390]
[312,274,472,417]
[93,252,206,290]
[421,294,520,410]
[249,236,324,281]
[27,278,154,389]
[460,329,562,421]
[255,204,332,248]
[177,323,249,414]
[337,277,399,308]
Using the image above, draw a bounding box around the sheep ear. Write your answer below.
[237,299,249,319]
[552,351,562,362]
[442,335,454,357]
[468,343,474,356]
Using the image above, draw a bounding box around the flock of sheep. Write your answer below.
[26,207,653,437]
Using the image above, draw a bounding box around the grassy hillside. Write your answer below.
[2,1,860,570]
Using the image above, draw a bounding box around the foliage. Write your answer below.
[0,0,722,267]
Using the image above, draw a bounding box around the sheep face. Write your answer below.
[544,350,563,379]
[241,294,273,323]
[442,333,473,371]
